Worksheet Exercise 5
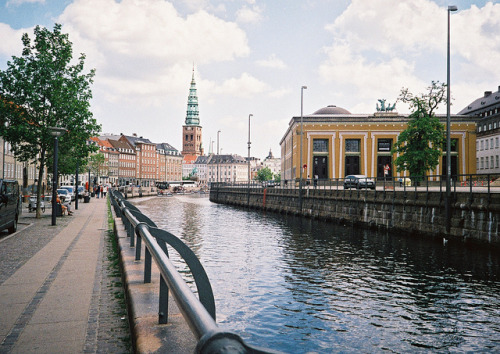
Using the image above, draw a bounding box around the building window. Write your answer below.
[313,139,329,153]
[486,157,489,169]
[377,139,392,152]
[345,139,360,152]
[486,140,489,150]
[477,158,479,170]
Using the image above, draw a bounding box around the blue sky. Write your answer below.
[1,0,499,159]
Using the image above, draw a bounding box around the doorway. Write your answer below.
[344,156,360,176]
[377,156,392,179]
[313,156,328,179]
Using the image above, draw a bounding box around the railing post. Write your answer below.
[159,276,169,324]
[145,247,152,283]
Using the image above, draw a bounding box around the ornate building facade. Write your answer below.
[280,104,478,181]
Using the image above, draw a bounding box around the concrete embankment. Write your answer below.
[210,187,500,246]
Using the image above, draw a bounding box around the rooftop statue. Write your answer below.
[376,99,396,112]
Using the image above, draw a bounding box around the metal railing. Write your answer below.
[211,173,500,200]
[110,190,280,354]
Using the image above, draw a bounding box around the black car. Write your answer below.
[344,175,376,190]
[0,179,20,234]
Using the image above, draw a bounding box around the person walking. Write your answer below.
[103,184,108,197]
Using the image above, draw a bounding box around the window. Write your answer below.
[491,138,494,149]
[480,140,484,151]
[491,156,495,169]
[495,122,498,129]
[481,157,484,169]
[479,126,482,132]
[497,155,499,169]
[489,123,492,130]
[486,140,489,150]
[486,157,489,169]
[313,139,328,152]
[345,139,360,152]
[477,158,479,170]
[378,139,392,152]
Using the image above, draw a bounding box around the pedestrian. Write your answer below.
[95,185,99,198]
[100,185,104,198]
[103,184,108,197]
[314,175,318,188]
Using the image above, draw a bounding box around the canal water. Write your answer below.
[134,195,500,353]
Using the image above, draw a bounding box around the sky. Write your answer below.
[1,0,499,160]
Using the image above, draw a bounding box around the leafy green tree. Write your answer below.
[274,172,281,183]
[255,167,273,182]
[88,153,106,184]
[392,81,447,178]
[0,24,100,217]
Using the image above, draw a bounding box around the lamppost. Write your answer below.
[49,126,66,226]
[247,114,253,206]
[217,130,221,184]
[446,5,457,234]
[299,85,307,211]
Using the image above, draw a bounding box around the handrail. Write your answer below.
[110,190,280,354]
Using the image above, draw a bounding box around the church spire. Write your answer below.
[185,66,200,126]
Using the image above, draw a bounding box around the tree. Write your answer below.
[255,167,274,182]
[392,81,447,178]
[88,153,106,184]
[0,24,100,217]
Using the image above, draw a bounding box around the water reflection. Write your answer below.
[134,195,500,353]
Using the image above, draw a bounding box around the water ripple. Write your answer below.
[134,196,500,353]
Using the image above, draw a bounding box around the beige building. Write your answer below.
[280,105,477,181]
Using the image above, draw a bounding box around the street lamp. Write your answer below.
[248,114,253,206]
[446,5,457,234]
[299,85,307,211]
[217,130,221,184]
[49,126,66,226]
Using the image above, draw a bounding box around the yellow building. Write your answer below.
[280,105,477,181]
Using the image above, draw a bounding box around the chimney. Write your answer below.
[133,133,137,137]
[485,91,492,97]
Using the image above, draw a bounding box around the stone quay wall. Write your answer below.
[210,187,500,246]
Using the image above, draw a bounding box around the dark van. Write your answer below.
[0,179,20,234]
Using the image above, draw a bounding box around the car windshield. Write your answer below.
[61,186,74,192]
[57,189,68,195]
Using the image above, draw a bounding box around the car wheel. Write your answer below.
[8,216,18,234]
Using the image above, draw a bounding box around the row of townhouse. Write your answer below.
[68,133,183,188]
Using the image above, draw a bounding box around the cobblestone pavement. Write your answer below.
[0,201,132,353]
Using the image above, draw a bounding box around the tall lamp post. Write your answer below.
[49,127,66,226]
[446,5,457,234]
[217,130,221,184]
[247,114,253,206]
[299,85,307,211]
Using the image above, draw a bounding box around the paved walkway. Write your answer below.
[0,197,131,353]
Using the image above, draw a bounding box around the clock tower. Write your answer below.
[182,67,203,156]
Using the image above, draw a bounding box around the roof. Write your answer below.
[108,138,135,151]
[458,86,500,115]
[120,134,154,147]
[313,105,351,115]
[183,154,198,164]
[207,154,246,164]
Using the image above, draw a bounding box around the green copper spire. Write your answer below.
[185,67,200,126]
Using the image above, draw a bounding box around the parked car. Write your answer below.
[344,175,376,190]
[77,186,86,198]
[59,185,75,201]
[0,179,20,234]
[28,195,45,213]
[57,188,71,204]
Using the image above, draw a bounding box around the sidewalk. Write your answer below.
[0,197,130,353]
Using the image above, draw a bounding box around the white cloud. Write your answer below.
[236,4,262,24]
[213,72,269,98]
[58,0,250,102]
[320,0,500,114]
[0,24,26,57]
[256,54,287,70]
